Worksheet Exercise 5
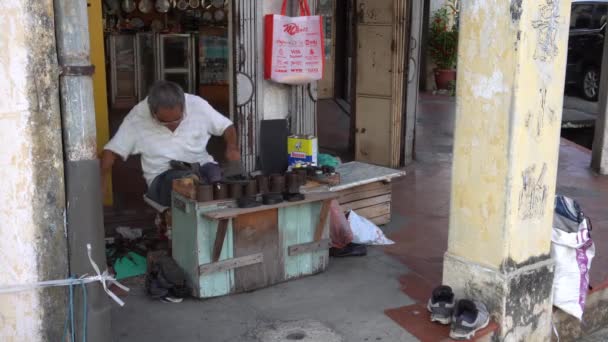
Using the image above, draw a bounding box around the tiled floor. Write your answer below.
[379,93,608,340]
[385,93,608,288]
[109,93,608,341]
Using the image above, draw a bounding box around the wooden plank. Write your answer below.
[355,203,391,220]
[370,214,391,226]
[337,180,390,195]
[390,0,408,168]
[341,194,391,212]
[314,200,331,242]
[233,209,282,292]
[203,192,337,220]
[339,185,391,204]
[288,239,331,257]
[199,253,263,275]
[212,219,229,262]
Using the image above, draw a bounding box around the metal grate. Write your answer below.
[233,0,260,172]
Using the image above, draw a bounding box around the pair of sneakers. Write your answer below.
[427,286,490,340]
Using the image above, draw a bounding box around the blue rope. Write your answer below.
[69,279,75,342]
[61,276,88,342]
[62,298,69,342]
[80,281,87,342]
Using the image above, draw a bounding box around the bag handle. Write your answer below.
[281,0,312,16]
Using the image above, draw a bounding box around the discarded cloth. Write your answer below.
[329,199,353,248]
[114,252,147,280]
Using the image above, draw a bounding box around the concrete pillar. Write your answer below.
[0,1,68,341]
[443,1,570,340]
[591,25,608,174]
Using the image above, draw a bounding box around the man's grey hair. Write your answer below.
[147,81,185,115]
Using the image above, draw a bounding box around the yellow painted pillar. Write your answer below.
[443,1,571,340]
[87,1,112,205]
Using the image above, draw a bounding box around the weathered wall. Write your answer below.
[0,1,68,341]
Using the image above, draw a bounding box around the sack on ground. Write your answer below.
[348,210,394,245]
[551,195,595,320]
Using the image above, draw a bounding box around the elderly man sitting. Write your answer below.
[101,80,240,206]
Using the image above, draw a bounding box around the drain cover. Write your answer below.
[285,331,306,340]
[256,320,343,342]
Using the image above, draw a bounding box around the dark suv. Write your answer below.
[566,0,608,101]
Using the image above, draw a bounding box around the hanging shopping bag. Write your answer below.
[264,0,325,84]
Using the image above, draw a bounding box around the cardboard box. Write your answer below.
[288,135,318,166]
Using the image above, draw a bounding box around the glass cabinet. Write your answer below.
[108,34,137,108]
[158,34,196,93]
[108,33,196,109]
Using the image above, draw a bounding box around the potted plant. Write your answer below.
[428,5,459,90]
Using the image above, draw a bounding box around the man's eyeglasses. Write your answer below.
[153,113,183,126]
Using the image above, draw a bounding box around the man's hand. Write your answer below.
[223,126,240,161]
[226,146,241,161]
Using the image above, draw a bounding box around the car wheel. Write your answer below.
[581,66,600,101]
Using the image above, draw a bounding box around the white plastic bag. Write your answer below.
[551,195,595,320]
[348,210,394,245]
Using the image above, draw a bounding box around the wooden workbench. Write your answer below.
[302,161,406,225]
[171,192,336,298]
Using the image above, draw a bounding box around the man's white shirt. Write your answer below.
[105,94,233,185]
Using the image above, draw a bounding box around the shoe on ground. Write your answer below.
[160,295,183,304]
[449,299,490,340]
[329,243,367,257]
[427,285,456,325]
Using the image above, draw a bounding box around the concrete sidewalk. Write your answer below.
[111,94,608,341]
[112,248,418,342]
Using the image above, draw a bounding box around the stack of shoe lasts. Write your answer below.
[263,174,285,205]
[284,171,305,202]
[237,179,261,208]
[427,285,490,340]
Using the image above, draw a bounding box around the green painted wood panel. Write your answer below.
[172,194,234,298]
[171,194,200,296]
[196,216,234,297]
[280,202,329,280]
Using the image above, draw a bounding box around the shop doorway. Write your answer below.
[315,0,414,168]
[97,1,235,220]
[316,0,354,161]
